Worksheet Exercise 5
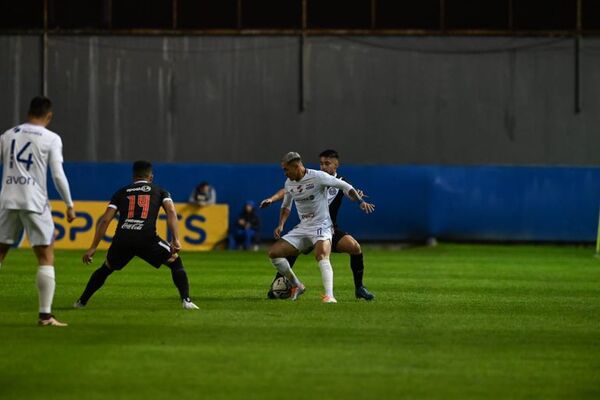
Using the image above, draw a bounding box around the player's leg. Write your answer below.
[22,209,67,326]
[164,255,198,309]
[266,253,299,299]
[314,239,336,303]
[268,238,305,299]
[0,208,24,269]
[31,244,67,326]
[0,243,10,269]
[335,234,375,300]
[140,237,198,309]
[75,262,116,307]
[75,241,131,307]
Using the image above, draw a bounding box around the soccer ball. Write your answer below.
[270,276,292,299]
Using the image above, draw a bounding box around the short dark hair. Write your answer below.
[319,149,339,159]
[133,160,153,178]
[28,96,52,118]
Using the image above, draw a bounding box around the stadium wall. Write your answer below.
[37,162,600,243]
[1,35,600,165]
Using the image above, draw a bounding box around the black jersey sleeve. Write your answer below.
[160,188,172,203]
[109,189,122,208]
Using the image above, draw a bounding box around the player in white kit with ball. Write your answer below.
[267,152,374,303]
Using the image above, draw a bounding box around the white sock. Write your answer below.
[271,258,302,287]
[318,259,334,297]
[36,266,55,314]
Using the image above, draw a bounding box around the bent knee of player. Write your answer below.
[340,236,361,255]
[349,241,362,255]
[32,245,54,265]
[268,246,282,259]
[269,240,298,259]
[315,253,330,262]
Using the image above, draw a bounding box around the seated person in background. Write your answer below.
[228,201,261,251]
[188,181,216,207]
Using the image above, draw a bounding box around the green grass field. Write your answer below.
[0,244,599,400]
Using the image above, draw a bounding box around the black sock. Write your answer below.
[350,253,365,289]
[79,263,113,304]
[166,257,190,300]
[286,255,298,269]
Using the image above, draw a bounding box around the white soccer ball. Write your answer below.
[271,276,292,299]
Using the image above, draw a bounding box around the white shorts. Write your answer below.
[0,207,55,246]
[281,223,333,253]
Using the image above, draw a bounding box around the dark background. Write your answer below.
[1,0,599,32]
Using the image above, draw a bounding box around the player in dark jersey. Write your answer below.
[260,149,375,300]
[73,160,199,310]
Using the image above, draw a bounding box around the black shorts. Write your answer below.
[107,235,172,270]
[331,228,349,253]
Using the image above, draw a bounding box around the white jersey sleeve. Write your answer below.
[316,171,354,194]
[48,135,73,207]
[50,160,74,208]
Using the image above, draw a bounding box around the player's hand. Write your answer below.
[274,225,283,239]
[170,239,182,254]
[360,201,375,214]
[66,207,76,223]
[260,198,272,208]
[82,248,96,265]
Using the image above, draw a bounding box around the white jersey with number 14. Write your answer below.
[0,123,71,213]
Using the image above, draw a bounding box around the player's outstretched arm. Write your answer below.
[346,188,367,199]
[163,200,181,254]
[260,188,286,208]
[321,173,375,213]
[83,207,117,264]
[274,207,290,239]
[347,188,375,214]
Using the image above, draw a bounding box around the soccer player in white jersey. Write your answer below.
[267,152,375,303]
[0,96,76,327]
[262,149,375,300]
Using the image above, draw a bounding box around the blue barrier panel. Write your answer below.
[4,162,598,242]
[428,166,600,242]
